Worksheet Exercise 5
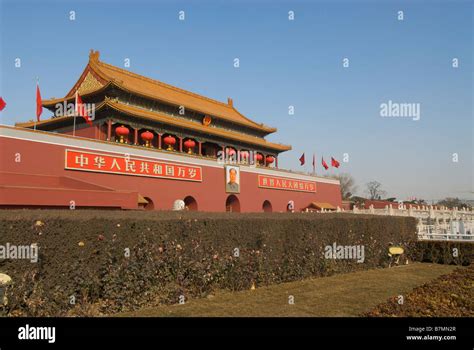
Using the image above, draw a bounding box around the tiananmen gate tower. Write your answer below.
[0,50,342,212]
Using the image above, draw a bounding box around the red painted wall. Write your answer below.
[0,132,342,212]
[363,200,399,209]
[62,124,100,139]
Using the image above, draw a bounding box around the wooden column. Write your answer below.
[107,120,112,141]
[158,134,162,149]
[198,141,202,156]
[179,137,183,152]
[134,128,138,145]
[264,155,267,167]
[275,156,278,169]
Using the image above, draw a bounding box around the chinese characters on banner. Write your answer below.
[65,149,202,182]
[258,175,316,193]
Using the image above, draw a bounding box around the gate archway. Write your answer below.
[262,200,272,213]
[184,196,198,211]
[225,195,240,212]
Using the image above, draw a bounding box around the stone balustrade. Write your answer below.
[333,204,474,242]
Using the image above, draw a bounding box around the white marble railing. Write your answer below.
[416,223,474,241]
[332,204,474,242]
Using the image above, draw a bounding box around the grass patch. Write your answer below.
[117,263,459,317]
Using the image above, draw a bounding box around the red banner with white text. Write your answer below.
[65,149,202,182]
[258,175,316,192]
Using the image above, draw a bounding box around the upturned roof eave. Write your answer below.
[17,100,291,153]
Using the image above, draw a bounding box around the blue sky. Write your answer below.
[0,0,472,202]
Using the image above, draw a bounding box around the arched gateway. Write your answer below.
[184,196,198,211]
[262,200,272,213]
[225,195,240,212]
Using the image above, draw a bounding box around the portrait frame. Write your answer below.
[225,165,240,193]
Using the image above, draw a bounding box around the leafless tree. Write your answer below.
[332,173,357,200]
[437,197,471,209]
[365,181,386,200]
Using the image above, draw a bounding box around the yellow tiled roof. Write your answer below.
[42,50,277,134]
[307,202,337,210]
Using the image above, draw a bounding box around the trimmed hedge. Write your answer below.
[411,241,474,266]
[0,210,467,316]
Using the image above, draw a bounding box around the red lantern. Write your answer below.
[266,155,274,165]
[141,130,154,147]
[256,153,264,163]
[184,139,196,154]
[240,150,249,163]
[115,125,129,143]
[163,135,176,151]
[226,148,236,156]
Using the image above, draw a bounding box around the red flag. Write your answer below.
[312,153,316,173]
[75,91,93,126]
[0,97,6,111]
[331,157,340,168]
[36,84,42,121]
[299,153,305,166]
[322,157,329,170]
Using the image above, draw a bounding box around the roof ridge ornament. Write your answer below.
[89,49,100,62]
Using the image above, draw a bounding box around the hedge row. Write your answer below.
[0,210,467,316]
[411,241,473,266]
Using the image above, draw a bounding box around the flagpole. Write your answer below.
[73,115,76,137]
[73,90,77,137]
[34,77,38,131]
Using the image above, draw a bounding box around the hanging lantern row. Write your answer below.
[223,148,273,165]
[113,125,274,165]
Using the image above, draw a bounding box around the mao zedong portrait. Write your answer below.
[226,166,240,193]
